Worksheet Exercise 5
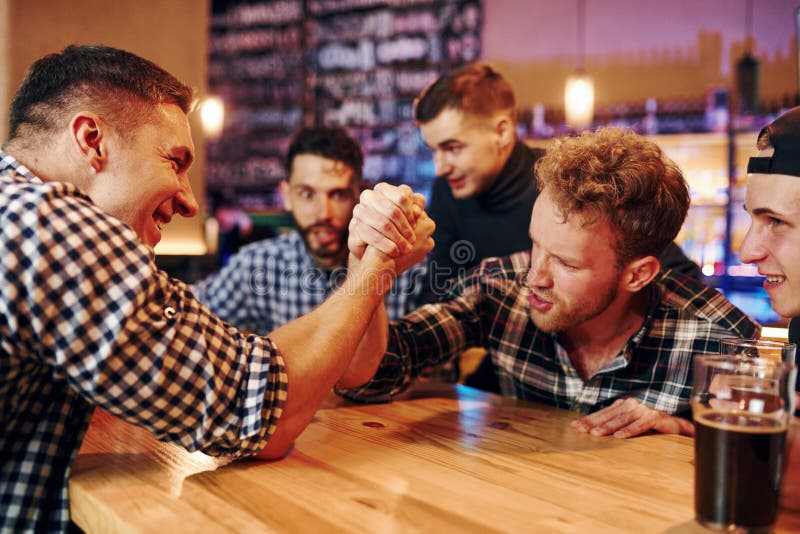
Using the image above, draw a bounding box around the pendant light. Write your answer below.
[736,0,759,115]
[564,0,594,129]
[200,96,225,138]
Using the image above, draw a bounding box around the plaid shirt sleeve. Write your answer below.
[12,179,288,455]
[338,267,486,402]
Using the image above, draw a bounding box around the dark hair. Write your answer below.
[8,44,193,142]
[535,127,690,267]
[285,126,364,183]
[413,62,515,123]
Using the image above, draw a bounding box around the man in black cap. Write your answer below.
[738,105,800,511]
[740,107,800,322]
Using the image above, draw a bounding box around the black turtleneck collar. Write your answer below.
[477,140,542,211]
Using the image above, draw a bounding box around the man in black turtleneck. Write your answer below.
[415,63,699,391]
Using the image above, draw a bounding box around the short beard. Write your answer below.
[530,282,619,333]
[297,222,349,267]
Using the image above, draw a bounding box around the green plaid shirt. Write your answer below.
[340,251,760,415]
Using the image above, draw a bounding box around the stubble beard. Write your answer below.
[529,283,619,334]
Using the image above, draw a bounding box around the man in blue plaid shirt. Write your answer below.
[0,45,433,532]
[338,127,759,440]
[193,126,426,331]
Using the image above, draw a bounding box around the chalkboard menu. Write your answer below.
[208,0,482,212]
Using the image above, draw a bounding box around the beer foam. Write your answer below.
[694,408,788,433]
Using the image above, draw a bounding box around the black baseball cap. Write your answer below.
[747,106,800,177]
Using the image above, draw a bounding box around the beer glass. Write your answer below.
[692,354,796,532]
[719,337,797,363]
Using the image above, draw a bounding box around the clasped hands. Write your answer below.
[348,183,435,274]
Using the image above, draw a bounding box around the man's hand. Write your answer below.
[348,183,434,274]
[349,183,419,259]
[570,398,695,439]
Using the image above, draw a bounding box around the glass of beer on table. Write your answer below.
[692,354,796,532]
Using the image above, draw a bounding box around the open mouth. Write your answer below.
[153,213,169,232]
[447,177,466,189]
[149,212,171,244]
[311,226,339,246]
[528,291,553,312]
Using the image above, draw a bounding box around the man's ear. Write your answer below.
[69,112,107,173]
[621,255,661,293]
[494,112,514,150]
[279,180,292,211]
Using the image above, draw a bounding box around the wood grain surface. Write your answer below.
[70,383,800,533]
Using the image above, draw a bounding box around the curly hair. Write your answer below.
[535,127,689,267]
[8,44,193,144]
[413,62,515,123]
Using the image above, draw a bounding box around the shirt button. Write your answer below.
[164,306,177,319]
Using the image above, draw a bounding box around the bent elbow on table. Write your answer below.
[253,428,296,460]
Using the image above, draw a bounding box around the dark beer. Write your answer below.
[694,409,787,531]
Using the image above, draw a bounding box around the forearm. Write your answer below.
[337,298,479,404]
[336,301,389,389]
[256,255,393,458]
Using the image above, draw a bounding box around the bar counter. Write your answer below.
[70,383,800,532]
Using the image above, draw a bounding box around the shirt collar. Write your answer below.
[0,150,38,180]
[547,282,657,365]
[626,283,659,353]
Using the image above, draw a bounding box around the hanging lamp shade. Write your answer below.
[736,53,760,115]
[736,0,759,115]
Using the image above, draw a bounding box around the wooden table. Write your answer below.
[70,383,800,533]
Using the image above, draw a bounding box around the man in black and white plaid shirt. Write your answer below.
[338,127,760,440]
[0,45,434,532]
[193,126,426,332]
